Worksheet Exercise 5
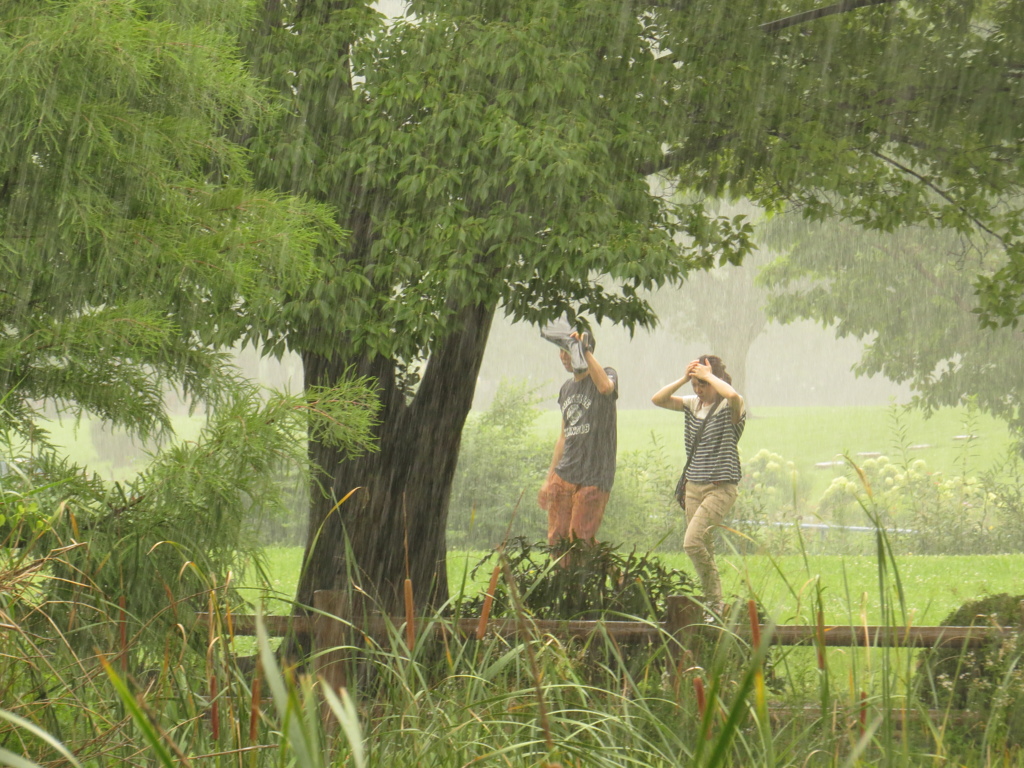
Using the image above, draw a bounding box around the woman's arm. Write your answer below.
[651,374,691,412]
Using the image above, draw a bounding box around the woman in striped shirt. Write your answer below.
[651,355,745,615]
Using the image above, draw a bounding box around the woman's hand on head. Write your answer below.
[690,358,713,382]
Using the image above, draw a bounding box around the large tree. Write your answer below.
[248,0,753,614]
[246,0,1024,614]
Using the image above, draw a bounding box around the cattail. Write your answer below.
[748,600,767,714]
[249,666,261,743]
[209,672,220,741]
[693,676,710,739]
[816,608,826,670]
[118,595,128,673]
[859,690,867,737]
[747,599,761,649]
[404,578,415,652]
[476,563,501,640]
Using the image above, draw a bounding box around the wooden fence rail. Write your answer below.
[201,592,1015,650]
[198,592,1019,724]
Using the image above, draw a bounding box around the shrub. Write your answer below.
[447,380,551,549]
[915,593,1024,746]
[458,538,784,695]
[815,455,995,555]
[984,452,1024,552]
[729,448,809,555]
[459,537,697,621]
[601,435,683,552]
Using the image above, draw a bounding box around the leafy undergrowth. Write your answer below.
[458,537,698,621]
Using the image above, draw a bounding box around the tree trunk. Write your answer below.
[295,301,496,616]
[713,312,765,411]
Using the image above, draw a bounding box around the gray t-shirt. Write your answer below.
[554,368,618,491]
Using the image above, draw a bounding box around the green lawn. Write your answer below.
[536,404,1016,501]
[249,546,1024,629]
[47,404,1015,495]
[47,403,1024,628]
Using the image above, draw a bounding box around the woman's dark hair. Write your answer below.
[698,354,731,384]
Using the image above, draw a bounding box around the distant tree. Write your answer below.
[245,0,1024,615]
[759,218,1024,439]
[646,247,775,401]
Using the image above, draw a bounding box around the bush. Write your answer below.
[915,593,1024,746]
[815,455,996,555]
[459,537,697,621]
[447,380,550,549]
[728,448,809,555]
[601,435,683,552]
[985,452,1024,552]
[458,538,783,694]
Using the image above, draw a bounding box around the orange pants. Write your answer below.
[539,471,610,546]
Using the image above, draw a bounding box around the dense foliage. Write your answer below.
[761,219,1024,442]
[0,381,378,654]
[915,593,1024,746]
[0,0,344,440]
[0,0,381,662]
[461,537,697,622]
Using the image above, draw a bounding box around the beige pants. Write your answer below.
[683,482,738,608]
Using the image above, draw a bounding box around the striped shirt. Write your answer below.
[681,395,745,484]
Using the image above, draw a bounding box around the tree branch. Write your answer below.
[759,0,899,34]
[871,150,1003,243]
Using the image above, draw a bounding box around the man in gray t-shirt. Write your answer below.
[537,331,618,547]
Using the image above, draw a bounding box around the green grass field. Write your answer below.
[45,403,1024,626]
[536,404,1016,501]
[43,402,1023,625]
[251,546,1024,629]
[45,403,1015,492]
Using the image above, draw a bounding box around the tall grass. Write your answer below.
[5,528,1024,766]
[5,398,1024,766]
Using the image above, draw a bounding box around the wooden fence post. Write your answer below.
[312,590,364,698]
[665,595,704,683]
